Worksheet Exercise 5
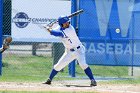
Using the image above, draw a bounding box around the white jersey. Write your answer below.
[51,25,89,71]
[53,25,82,49]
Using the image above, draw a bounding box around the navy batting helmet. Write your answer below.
[58,16,69,26]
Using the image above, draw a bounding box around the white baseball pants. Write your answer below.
[54,45,88,71]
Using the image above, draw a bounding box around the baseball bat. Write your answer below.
[45,9,84,27]
[68,9,84,18]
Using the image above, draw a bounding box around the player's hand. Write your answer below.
[43,26,52,32]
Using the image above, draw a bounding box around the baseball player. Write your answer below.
[43,16,97,86]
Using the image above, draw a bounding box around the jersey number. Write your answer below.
[68,39,72,43]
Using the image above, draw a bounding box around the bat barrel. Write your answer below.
[68,9,84,18]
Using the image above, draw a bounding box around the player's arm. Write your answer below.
[50,30,64,37]
[46,27,64,37]
[46,27,52,33]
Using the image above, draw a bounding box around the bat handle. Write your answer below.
[45,21,56,28]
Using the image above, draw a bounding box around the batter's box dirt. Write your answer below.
[0,82,140,93]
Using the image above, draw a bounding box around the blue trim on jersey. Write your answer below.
[50,30,64,37]
[60,27,68,38]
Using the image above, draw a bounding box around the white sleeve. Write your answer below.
[52,26,60,31]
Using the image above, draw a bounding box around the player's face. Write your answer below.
[62,22,70,28]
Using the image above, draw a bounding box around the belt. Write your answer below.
[70,46,80,52]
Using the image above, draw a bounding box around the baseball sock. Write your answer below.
[84,67,95,80]
[49,69,58,81]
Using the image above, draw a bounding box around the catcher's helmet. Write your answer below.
[58,16,69,26]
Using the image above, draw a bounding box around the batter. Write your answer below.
[43,16,97,86]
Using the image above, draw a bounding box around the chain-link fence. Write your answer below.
[1,0,140,86]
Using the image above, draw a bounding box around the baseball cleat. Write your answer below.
[90,80,97,86]
[43,79,51,85]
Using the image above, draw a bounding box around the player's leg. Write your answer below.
[76,46,97,86]
[43,51,75,84]
[43,69,58,84]
[53,51,76,71]
[77,57,97,86]
[77,54,96,80]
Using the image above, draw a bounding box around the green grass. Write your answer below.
[100,78,140,84]
[76,65,128,77]
[1,55,53,82]
[1,54,140,84]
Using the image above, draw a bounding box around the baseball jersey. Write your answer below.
[50,25,82,49]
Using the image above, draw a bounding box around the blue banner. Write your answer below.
[79,0,140,66]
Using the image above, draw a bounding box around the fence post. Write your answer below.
[68,0,77,77]
[32,43,37,55]
[0,0,4,75]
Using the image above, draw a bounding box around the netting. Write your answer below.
[1,0,140,87]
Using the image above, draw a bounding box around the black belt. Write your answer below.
[70,46,80,52]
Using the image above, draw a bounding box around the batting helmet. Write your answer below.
[58,16,69,26]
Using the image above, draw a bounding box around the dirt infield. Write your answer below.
[0,81,140,93]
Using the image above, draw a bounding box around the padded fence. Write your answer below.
[79,0,140,66]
